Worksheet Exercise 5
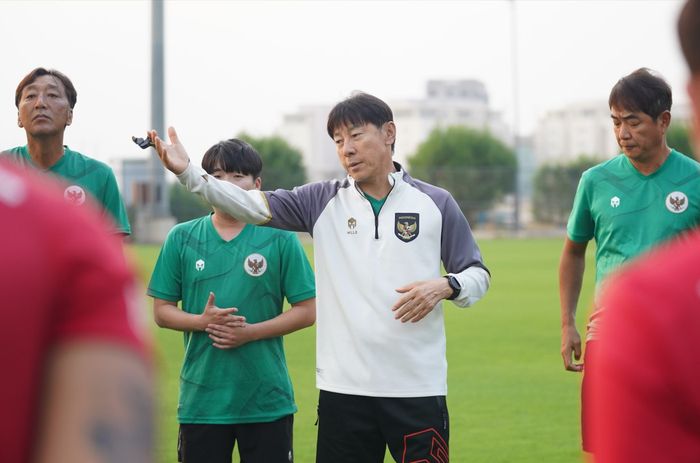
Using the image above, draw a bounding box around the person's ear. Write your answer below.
[17,114,23,128]
[657,110,671,131]
[66,108,73,127]
[383,121,396,146]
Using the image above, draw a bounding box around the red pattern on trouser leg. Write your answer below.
[402,428,449,463]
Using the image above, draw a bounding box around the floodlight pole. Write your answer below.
[510,0,521,232]
[150,0,168,217]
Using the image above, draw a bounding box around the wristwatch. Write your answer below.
[444,275,461,300]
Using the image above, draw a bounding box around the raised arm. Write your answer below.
[149,127,190,175]
[150,127,272,225]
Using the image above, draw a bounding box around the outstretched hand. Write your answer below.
[148,127,191,175]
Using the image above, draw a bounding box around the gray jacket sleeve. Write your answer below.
[177,162,340,235]
[177,163,271,224]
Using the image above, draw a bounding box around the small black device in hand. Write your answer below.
[132,135,154,149]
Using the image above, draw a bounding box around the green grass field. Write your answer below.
[128,237,595,463]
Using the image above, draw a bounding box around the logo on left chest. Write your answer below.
[666,191,688,213]
[395,213,419,242]
[347,217,358,235]
[245,253,267,276]
[63,185,86,206]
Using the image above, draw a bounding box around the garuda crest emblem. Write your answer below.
[666,191,688,214]
[395,213,419,242]
[244,253,267,277]
[63,185,86,206]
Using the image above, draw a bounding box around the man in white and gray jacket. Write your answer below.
[149,92,490,463]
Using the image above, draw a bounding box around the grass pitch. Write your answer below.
[128,237,595,463]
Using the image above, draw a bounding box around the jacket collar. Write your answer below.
[346,161,406,187]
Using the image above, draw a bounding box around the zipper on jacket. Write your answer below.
[354,174,397,240]
[374,210,379,239]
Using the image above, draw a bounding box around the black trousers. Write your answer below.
[316,390,449,463]
[179,415,294,463]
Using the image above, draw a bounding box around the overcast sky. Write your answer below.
[0,0,689,167]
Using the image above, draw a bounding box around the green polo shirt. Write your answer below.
[568,149,700,286]
[2,145,130,234]
[148,215,315,424]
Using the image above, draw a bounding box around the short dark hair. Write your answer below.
[608,68,672,120]
[15,68,77,109]
[327,92,395,151]
[201,138,262,178]
[678,0,700,74]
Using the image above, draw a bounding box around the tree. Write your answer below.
[531,156,600,225]
[236,133,307,190]
[407,126,517,226]
[169,182,211,223]
[667,122,695,159]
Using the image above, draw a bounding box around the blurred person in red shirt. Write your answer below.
[592,1,700,461]
[0,160,153,463]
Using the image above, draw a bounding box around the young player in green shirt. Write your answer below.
[148,138,316,463]
[3,67,130,235]
[559,67,700,455]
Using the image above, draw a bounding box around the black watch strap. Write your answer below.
[444,275,461,300]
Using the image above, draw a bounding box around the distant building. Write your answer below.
[277,105,343,182]
[533,101,618,166]
[277,79,512,182]
[115,157,175,243]
[532,100,692,166]
[392,80,512,166]
[115,158,151,208]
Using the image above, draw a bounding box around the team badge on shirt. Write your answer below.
[63,185,86,206]
[666,191,688,213]
[610,196,620,208]
[395,213,419,242]
[195,259,205,271]
[245,253,267,276]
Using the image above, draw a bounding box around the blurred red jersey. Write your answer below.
[0,161,146,463]
[593,230,700,462]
